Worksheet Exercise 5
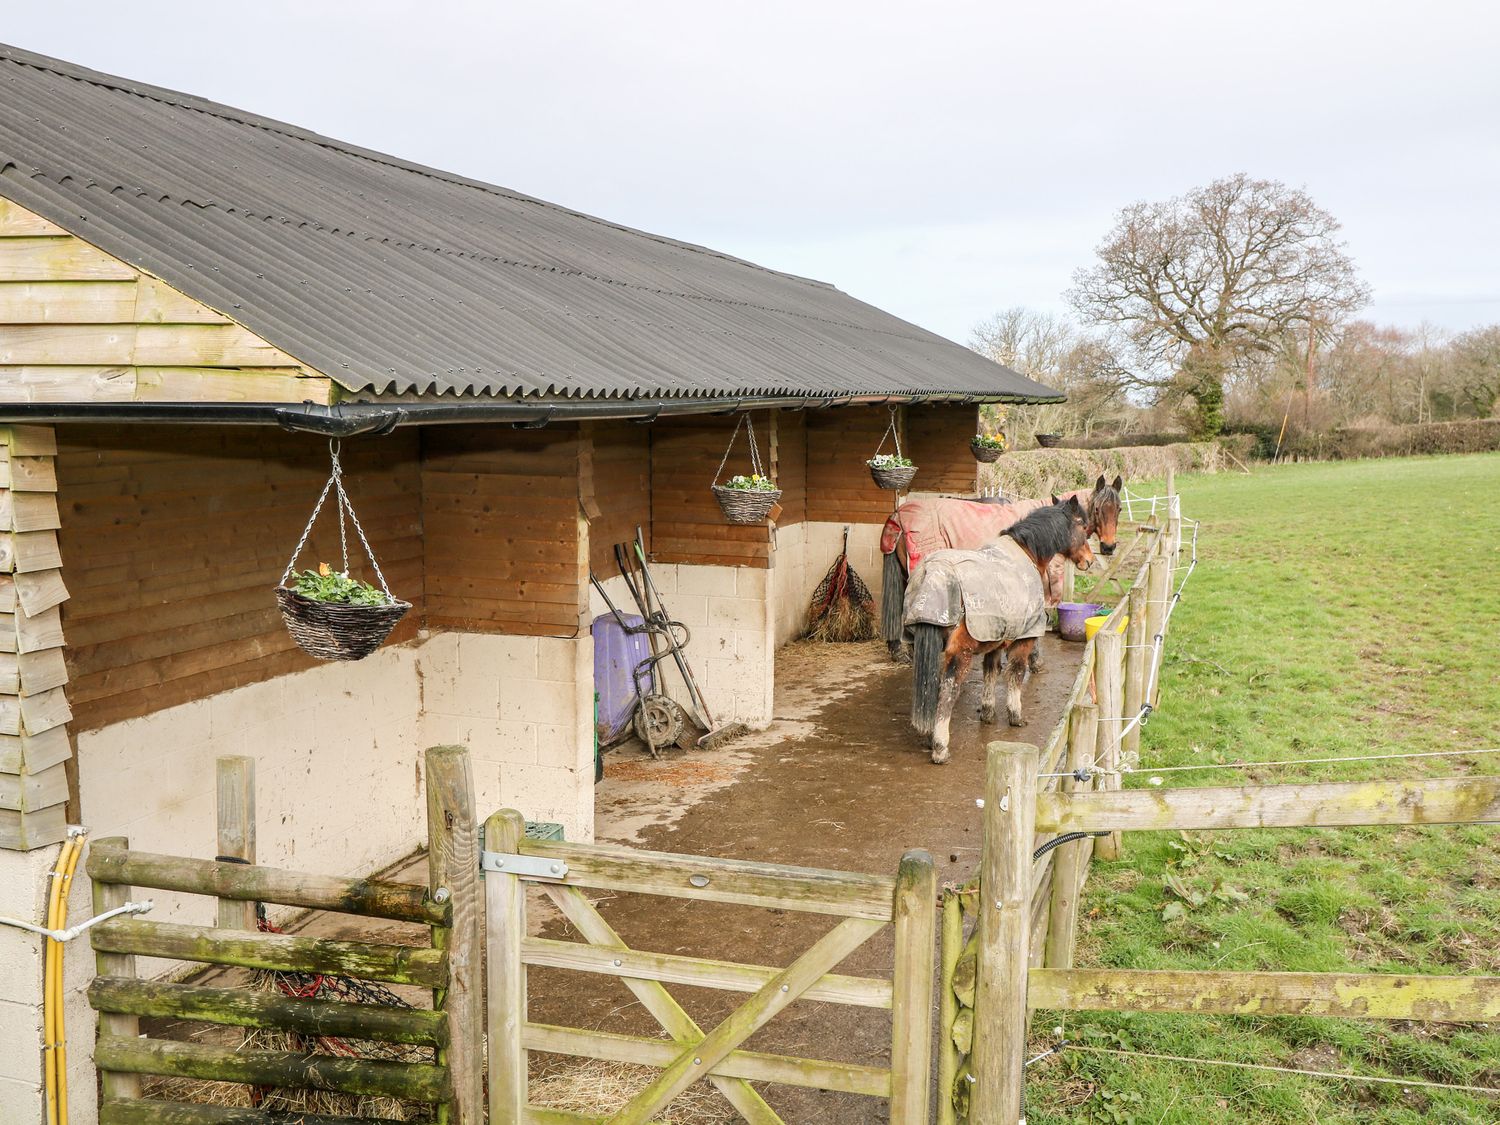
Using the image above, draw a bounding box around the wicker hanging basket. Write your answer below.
[971,437,1005,463]
[276,443,411,661]
[868,407,918,490]
[710,415,781,524]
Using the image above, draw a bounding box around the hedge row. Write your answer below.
[1272,418,1500,461]
[976,441,1227,499]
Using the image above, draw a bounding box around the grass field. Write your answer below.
[1029,454,1500,1124]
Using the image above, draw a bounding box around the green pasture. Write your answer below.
[1031,453,1500,1124]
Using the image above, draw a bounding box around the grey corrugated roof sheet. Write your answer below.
[0,43,1061,404]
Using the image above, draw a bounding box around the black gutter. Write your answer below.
[0,392,1062,438]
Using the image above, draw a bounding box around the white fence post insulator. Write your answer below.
[973,742,1039,1125]
[1093,630,1125,861]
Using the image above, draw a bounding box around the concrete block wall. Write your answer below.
[418,631,595,841]
[0,842,99,1125]
[792,522,888,637]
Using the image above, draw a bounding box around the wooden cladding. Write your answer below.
[805,408,901,524]
[906,403,979,494]
[588,421,651,574]
[650,415,772,567]
[0,197,335,405]
[421,424,587,637]
[55,426,423,731]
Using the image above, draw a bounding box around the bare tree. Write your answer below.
[1443,325,1500,418]
[1068,174,1370,436]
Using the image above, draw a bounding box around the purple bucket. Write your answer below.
[1057,602,1103,642]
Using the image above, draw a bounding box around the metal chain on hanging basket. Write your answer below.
[868,405,918,490]
[711,414,782,524]
[275,442,411,661]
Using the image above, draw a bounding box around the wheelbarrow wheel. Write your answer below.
[634,695,685,750]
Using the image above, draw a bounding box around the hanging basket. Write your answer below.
[868,406,918,490]
[712,484,782,524]
[971,437,1005,463]
[710,415,780,524]
[1035,432,1064,448]
[868,461,918,490]
[275,587,411,661]
[276,443,410,662]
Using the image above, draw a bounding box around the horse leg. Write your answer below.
[1005,637,1037,727]
[979,646,1003,724]
[932,629,977,765]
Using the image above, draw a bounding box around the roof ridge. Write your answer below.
[0,41,837,291]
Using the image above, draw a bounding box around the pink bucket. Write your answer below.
[1057,602,1102,642]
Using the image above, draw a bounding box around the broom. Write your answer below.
[805,527,878,642]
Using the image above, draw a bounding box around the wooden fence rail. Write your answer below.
[87,747,483,1125]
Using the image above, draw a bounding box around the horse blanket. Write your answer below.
[882,495,1084,606]
[902,536,1047,645]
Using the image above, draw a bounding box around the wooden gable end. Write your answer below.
[0,197,336,405]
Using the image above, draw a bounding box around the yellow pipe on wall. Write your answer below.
[42,830,85,1125]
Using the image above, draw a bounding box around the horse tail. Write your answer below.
[910,623,946,737]
[882,550,907,659]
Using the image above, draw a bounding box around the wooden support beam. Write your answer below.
[1037,776,1500,833]
[215,756,256,932]
[1029,968,1500,1023]
[90,919,448,987]
[936,891,963,1125]
[1092,631,1123,860]
[485,808,529,1125]
[425,746,482,1125]
[85,847,443,924]
[91,838,141,1100]
[88,977,448,1047]
[971,742,1038,1125]
[101,1100,389,1125]
[889,849,937,1125]
[1045,703,1097,970]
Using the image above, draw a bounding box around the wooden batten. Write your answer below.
[0,197,336,405]
[0,423,75,849]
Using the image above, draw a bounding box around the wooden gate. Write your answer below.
[482,808,939,1124]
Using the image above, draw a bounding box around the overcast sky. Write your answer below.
[9,2,1498,345]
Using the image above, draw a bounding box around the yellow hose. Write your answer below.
[42,831,85,1125]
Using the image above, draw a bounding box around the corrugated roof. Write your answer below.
[0,43,1061,404]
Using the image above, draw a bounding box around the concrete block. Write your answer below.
[708,596,763,631]
[208,677,286,742]
[536,722,589,772]
[536,638,577,684]
[500,678,576,726]
[0,997,42,1082]
[666,593,707,629]
[460,719,539,766]
[735,567,767,599]
[0,1074,42,1125]
[676,566,733,598]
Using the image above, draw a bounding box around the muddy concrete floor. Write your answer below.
[518,634,1081,1123]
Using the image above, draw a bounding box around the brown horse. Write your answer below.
[881,476,1123,657]
[905,498,1095,763]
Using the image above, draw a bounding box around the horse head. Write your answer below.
[1089,474,1123,555]
[1059,494,1096,571]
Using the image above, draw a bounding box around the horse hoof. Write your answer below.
[931,748,950,765]
[1009,716,1028,728]
[978,707,996,725]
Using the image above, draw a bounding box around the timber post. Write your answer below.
[972,742,1038,1125]
[1145,554,1170,709]
[485,807,529,1124]
[890,848,938,1125]
[214,756,256,932]
[1045,703,1097,970]
[425,746,482,1125]
[936,890,963,1125]
[1121,587,1147,768]
[90,836,140,1100]
[1092,632,1124,861]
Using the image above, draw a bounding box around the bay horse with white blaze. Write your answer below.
[904,497,1096,763]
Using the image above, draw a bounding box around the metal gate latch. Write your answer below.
[480,851,570,880]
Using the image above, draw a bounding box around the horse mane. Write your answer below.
[1002,503,1080,562]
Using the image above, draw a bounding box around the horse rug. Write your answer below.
[902,536,1047,644]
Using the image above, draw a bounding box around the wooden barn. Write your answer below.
[0,42,1059,1121]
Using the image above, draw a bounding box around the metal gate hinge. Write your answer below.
[480,850,570,880]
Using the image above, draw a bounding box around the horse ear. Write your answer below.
[1051,494,1061,505]
[1112,475,1123,492]
[1095,474,1106,492]
[1067,496,1085,515]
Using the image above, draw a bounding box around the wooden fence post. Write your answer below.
[1045,703,1097,970]
[1145,553,1170,709]
[215,756,256,932]
[972,742,1038,1125]
[1121,587,1147,769]
[890,849,937,1125]
[1092,631,1124,861]
[425,746,482,1125]
[936,891,963,1125]
[485,808,529,1124]
[90,837,140,1100]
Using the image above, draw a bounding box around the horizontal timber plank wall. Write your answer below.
[55,425,423,730]
[907,403,980,495]
[650,414,773,567]
[805,407,902,523]
[771,410,807,527]
[587,421,652,574]
[421,424,587,637]
[0,196,335,405]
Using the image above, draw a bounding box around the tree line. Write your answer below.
[974,174,1499,447]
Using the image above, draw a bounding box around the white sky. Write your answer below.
[8,2,1499,344]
